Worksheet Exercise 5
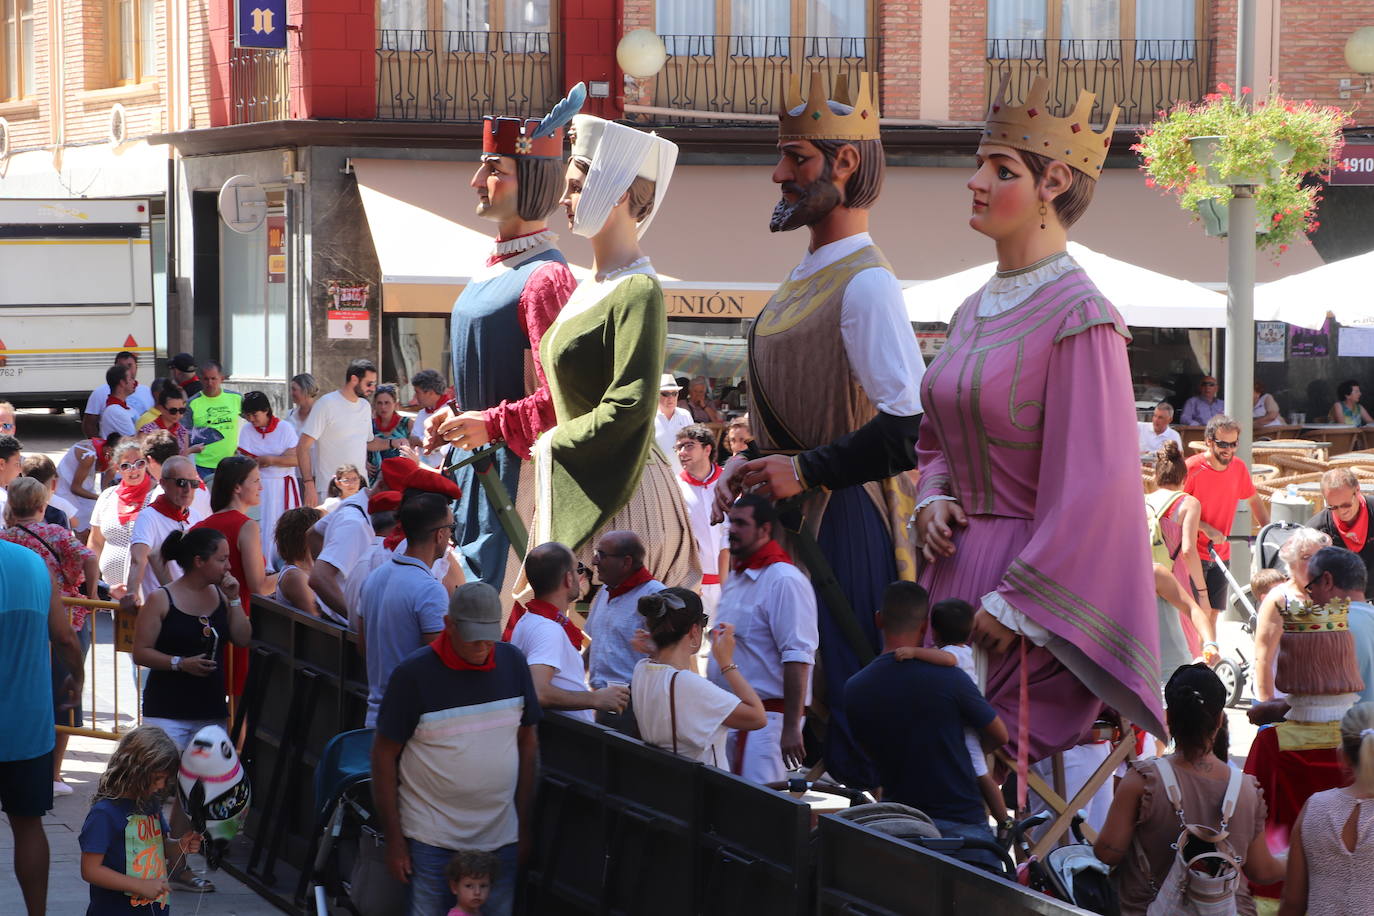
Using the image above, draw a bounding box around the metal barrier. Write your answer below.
[56,597,140,741]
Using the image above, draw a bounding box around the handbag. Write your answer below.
[1141,757,1245,916]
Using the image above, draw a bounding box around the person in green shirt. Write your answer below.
[189,360,242,480]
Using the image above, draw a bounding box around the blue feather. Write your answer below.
[531,83,587,139]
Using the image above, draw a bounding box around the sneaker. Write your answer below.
[52,781,73,796]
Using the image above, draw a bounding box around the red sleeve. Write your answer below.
[480,261,577,459]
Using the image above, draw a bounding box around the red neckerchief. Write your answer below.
[184,375,200,387]
[90,438,106,467]
[487,230,548,266]
[374,412,402,434]
[432,394,453,413]
[149,493,189,523]
[1335,497,1370,553]
[254,416,281,436]
[115,475,155,525]
[679,464,722,488]
[155,413,178,431]
[503,599,584,650]
[608,565,654,600]
[106,395,128,409]
[732,539,794,575]
[382,529,405,551]
[431,634,495,671]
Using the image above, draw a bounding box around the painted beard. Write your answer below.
[769,177,841,233]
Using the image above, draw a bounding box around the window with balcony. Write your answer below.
[1,0,35,101]
[647,0,875,123]
[986,0,1207,123]
[376,0,557,120]
[110,0,157,84]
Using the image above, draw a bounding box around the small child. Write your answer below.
[894,598,1006,822]
[79,726,201,914]
[447,849,498,916]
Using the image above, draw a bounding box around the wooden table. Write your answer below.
[1299,424,1366,456]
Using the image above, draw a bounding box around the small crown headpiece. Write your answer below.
[778,72,880,142]
[983,76,1119,177]
[1279,596,1351,633]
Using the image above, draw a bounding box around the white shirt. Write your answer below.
[99,402,138,439]
[510,611,594,723]
[586,576,665,688]
[129,497,209,598]
[677,465,726,580]
[412,407,445,468]
[49,492,79,522]
[706,559,819,702]
[789,232,924,417]
[344,537,456,631]
[632,659,739,765]
[86,382,153,418]
[654,407,694,470]
[1138,422,1183,457]
[300,390,372,487]
[314,488,374,589]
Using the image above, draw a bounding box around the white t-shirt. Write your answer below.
[315,489,374,590]
[86,382,154,418]
[300,391,372,488]
[654,407,693,469]
[129,500,208,599]
[99,403,138,439]
[677,466,726,578]
[632,659,739,766]
[510,611,594,723]
[1137,422,1183,457]
[49,492,79,522]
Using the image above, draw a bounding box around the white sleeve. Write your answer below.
[130,511,157,548]
[85,386,108,417]
[300,395,329,441]
[839,267,925,417]
[679,674,745,750]
[769,569,820,664]
[514,620,562,669]
[318,517,372,574]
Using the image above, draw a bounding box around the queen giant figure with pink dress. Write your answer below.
[914,78,1165,808]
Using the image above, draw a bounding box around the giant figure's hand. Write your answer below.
[438,411,491,451]
[916,499,968,563]
[711,456,749,524]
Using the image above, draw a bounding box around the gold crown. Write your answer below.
[1279,597,1351,633]
[983,76,1119,177]
[778,72,880,142]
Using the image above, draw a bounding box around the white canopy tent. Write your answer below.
[1254,250,1374,330]
[903,242,1228,329]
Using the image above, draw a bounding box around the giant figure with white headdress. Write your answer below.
[529,114,697,584]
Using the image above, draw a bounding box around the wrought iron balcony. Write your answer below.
[229,48,291,124]
[630,34,878,127]
[376,29,559,122]
[986,38,1214,124]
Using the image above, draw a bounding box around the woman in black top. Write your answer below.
[132,527,250,892]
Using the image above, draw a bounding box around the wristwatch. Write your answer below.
[170,655,182,672]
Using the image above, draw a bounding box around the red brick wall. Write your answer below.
[877,0,919,118]
[561,0,623,118]
[1276,1,1368,112]
[947,0,987,121]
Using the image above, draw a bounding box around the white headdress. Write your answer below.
[569,114,678,239]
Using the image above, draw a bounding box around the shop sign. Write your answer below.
[1331,143,1374,186]
[664,287,772,319]
[235,0,287,50]
[325,280,371,340]
[267,216,285,284]
[916,332,946,358]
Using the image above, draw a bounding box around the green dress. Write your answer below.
[534,265,697,582]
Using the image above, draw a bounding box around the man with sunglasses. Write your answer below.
[121,456,207,616]
[1184,414,1270,655]
[357,493,455,728]
[1180,375,1225,427]
[1305,468,1374,599]
[586,530,664,730]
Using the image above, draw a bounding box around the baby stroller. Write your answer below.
[300,728,402,916]
[1009,810,1119,915]
[829,802,1016,880]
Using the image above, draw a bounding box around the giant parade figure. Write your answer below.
[714,73,927,786]
[914,78,1165,792]
[426,86,584,594]
[529,114,697,583]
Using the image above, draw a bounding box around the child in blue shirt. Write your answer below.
[79,726,201,914]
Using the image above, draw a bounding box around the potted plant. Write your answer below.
[1135,84,1347,254]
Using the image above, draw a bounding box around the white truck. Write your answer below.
[0,198,155,408]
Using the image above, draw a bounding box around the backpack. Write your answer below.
[1141,757,1245,916]
[1145,490,1187,568]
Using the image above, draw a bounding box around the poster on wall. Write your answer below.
[1289,319,1331,358]
[267,216,285,284]
[1339,326,1374,358]
[325,280,371,340]
[1256,322,1286,362]
[916,332,946,359]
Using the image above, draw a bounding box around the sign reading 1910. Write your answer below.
[235,0,288,50]
[1331,143,1374,187]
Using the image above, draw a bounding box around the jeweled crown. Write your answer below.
[1280,597,1351,633]
[778,72,880,142]
[983,76,1119,177]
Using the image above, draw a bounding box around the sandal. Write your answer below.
[169,871,215,893]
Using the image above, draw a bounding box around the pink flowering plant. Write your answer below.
[1134,84,1347,254]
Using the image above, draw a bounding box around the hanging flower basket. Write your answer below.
[1134,85,1347,255]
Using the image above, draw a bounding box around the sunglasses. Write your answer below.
[163,476,198,489]
[576,562,591,578]
[0,422,14,432]
[593,549,630,560]
[1211,439,1238,449]
[118,458,148,472]
[164,407,188,415]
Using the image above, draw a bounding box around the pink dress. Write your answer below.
[1298,787,1374,915]
[917,262,1164,760]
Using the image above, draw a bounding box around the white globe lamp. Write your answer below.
[617,29,668,80]
[1346,26,1374,75]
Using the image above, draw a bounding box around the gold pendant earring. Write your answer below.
[1039,201,1047,230]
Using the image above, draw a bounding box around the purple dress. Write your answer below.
[916,264,1164,762]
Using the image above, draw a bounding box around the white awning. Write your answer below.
[1254,250,1374,330]
[903,242,1228,329]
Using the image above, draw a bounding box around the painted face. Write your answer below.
[472,155,520,223]
[559,160,584,228]
[967,144,1041,240]
[770,139,840,233]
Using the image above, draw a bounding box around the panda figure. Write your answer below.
[177,724,250,869]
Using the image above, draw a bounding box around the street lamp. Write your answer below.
[1342,26,1374,95]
